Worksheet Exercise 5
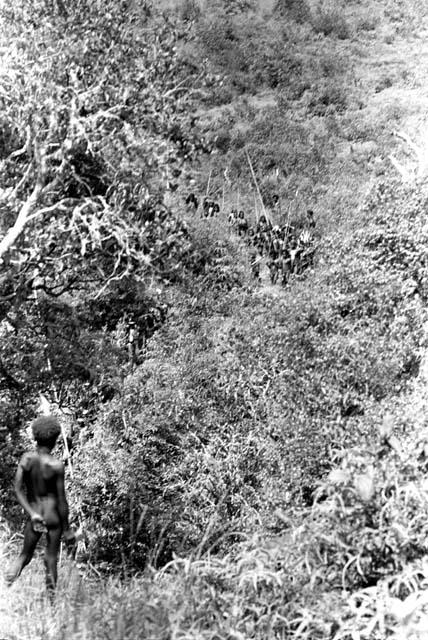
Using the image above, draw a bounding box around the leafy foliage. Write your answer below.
[4,7,428,640]
[274,0,311,24]
[310,2,351,39]
[65,174,428,568]
[0,0,213,514]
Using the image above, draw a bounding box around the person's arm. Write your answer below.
[14,457,39,521]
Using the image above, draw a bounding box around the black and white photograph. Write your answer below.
[1,0,428,637]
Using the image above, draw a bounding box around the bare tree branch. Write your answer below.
[0,183,44,259]
[27,198,70,221]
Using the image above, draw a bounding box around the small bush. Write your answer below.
[307,81,349,115]
[357,15,377,32]
[224,0,258,13]
[375,74,395,93]
[177,0,201,22]
[307,424,428,592]
[311,4,351,39]
[383,28,396,44]
[274,0,311,24]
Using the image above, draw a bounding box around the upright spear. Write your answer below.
[245,148,270,223]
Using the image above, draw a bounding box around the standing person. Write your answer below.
[249,243,261,281]
[306,209,316,230]
[185,192,199,212]
[237,211,249,237]
[6,415,75,595]
[267,256,279,284]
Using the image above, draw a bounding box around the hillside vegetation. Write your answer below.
[3,0,428,637]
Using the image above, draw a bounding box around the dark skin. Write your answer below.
[6,438,75,593]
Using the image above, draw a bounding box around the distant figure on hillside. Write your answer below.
[237,211,249,236]
[6,416,75,595]
[228,208,238,229]
[201,199,219,218]
[306,209,316,230]
[185,192,199,211]
[249,243,261,280]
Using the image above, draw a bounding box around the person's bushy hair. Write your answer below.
[31,415,61,447]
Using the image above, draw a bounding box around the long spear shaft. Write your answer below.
[245,148,270,222]
[205,169,212,197]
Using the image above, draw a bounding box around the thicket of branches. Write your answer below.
[0,0,214,516]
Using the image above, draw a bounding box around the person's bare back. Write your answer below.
[19,451,64,529]
[6,415,75,593]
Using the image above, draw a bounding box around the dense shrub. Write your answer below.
[0,0,216,521]
[274,0,311,24]
[177,0,201,22]
[308,445,428,590]
[357,15,377,32]
[311,3,351,39]
[69,174,428,567]
[307,81,349,115]
[196,12,306,93]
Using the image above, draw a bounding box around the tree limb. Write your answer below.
[0,183,43,259]
[26,200,68,222]
[0,147,68,259]
[9,162,33,201]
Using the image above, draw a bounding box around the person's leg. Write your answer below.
[44,526,62,595]
[6,521,41,585]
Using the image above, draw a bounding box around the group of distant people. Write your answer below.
[234,209,316,285]
[5,193,316,602]
[185,193,220,218]
[185,191,317,286]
